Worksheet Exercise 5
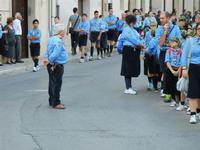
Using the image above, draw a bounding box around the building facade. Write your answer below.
[0,0,56,58]
[129,0,200,15]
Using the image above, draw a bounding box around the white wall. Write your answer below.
[0,0,12,25]
[57,0,78,25]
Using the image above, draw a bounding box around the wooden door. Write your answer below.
[12,0,28,58]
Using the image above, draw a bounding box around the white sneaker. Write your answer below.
[176,104,184,111]
[33,67,37,72]
[196,113,200,121]
[36,65,40,71]
[79,58,85,63]
[170,101,177,107]
[97,56,102,60]
[89,56,93,61]
[160,89,166,97]
[187,107,191,115]
[189,115,197,124]
[124,88,137,95]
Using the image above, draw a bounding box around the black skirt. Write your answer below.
[148,54,160,74]
[121,46,141,77]
[188,64,200,99]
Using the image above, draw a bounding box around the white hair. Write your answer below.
[15,12,21,18]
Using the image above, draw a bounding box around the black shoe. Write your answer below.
[16,60,24,63]
[11,61,16,64]
[0,64,3,66]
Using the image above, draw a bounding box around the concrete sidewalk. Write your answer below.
[0,54,80,76]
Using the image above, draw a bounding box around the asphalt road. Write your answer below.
[0,55,200,150]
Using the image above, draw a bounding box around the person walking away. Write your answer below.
[182,23,200,124]
[13,12,24,63]
[120,15,145,95]
[3,17,15,64]
[89,10,101,60]
[76,14,90,63]
[66,7,81,55]
[27,19,42,72]
[104,8,118,57]
[44,24,68,109]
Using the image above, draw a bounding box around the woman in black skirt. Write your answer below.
[182,23,200,124]
[120,15,144,95]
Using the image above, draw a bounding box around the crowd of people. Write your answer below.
[66,7,200,124]
[0,13,24,66]
[1,7,200,123]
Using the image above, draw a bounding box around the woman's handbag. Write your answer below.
[176,38,192,93]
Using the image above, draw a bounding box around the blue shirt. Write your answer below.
[77,21,90,35]
[165,47,182,67]
[116,19,126,31]
[142,17,157,29]
[45,36,68,65]
[104,15,117,29]
[90,18,101,32]
[121,26,143,46]
[134,15,142,28]
[144,31,152,48]
[181,37,200,67]
[0,25,2,39]
[100,19,108,32]
[148,38,159,56]
[156,22,181,50]
[27,28,42,43]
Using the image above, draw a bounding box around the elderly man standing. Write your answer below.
[13,12,24,63]
[45,24,68,109]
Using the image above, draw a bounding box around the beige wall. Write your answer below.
[1,0,51,57]
[0,0,12,25]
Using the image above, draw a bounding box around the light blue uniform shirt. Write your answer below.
[121,26,143,46]
[156,22,181,51]
[181,37,200,67]
[78,21,90,35]
[27,28,42,43]
[134,15,142,28]
[104,15,117,29]
[142,17,150,29]
[45,36,68,65]
[90,18,101,32]
[116,19,126,31]
[0,25,3,39]
[144,31,152,48]
[100,19,108,32]
[142,17,157,29]
[148,38,159,56]
[165,47,182,67]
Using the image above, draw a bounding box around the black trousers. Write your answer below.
[70,31,79,54]
[164,69,180,100]
[47,64,64,107]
